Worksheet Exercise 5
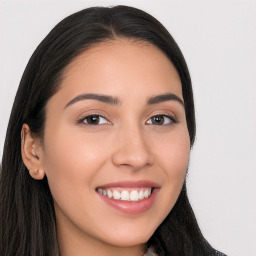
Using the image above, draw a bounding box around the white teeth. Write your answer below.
[113,190,121,200]
[138,190,144,200]
[97,187,152,201]
[121,190,129,201]
[144,189,149,198]
[130,190,139,201]
[107,189,112,198]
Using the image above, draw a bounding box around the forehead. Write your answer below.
[51,39,183,106]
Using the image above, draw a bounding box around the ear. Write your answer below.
[21,124,45,180]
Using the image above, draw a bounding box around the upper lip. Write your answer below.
[96,180,160,189]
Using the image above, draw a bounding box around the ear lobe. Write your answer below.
[21,124,45,180]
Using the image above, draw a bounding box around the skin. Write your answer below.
[22,39,190,256]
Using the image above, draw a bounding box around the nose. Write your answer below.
[111,125,153,170]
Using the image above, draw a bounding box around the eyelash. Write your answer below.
[146,114,177,125]
[77,114,177,126]
[77,114,110,125]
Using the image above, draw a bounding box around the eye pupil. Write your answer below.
[152,116,164,125]
[87,115,100,124]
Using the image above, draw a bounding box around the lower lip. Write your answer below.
[97,189,159,215]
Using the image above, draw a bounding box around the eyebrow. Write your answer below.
[64,93,120,108]
[64,92,184,109]
[147,93,184,106]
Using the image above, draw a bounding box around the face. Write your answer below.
[38,39,190,253]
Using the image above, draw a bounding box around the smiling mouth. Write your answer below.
[96,187,152,201]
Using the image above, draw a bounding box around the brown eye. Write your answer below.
[82,115,109,125]
[146,115,176,125]
[152,116,164,125]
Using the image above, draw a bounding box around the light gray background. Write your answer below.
[0,1,255,255]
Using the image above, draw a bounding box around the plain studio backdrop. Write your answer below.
[0,1,255,255]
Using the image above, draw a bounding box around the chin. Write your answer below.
[100,227,154,248]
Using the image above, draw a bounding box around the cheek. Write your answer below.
[41,129,110,201]
[152,128,190,209]
[165,141,190,178]
[154,128,190,176]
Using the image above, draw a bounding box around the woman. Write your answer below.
[0,5,226,256]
